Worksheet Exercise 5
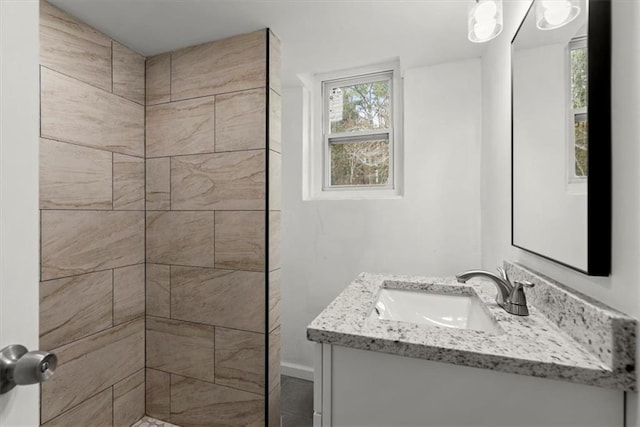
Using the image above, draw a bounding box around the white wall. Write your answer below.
[481,0,640,423]
[512,43,587,270]
[281,59,483,375]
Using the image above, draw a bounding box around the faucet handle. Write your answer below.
[506,280,535,316]
[514,280,534,289]
[496,267,510,283]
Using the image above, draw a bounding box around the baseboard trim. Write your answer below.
[281,361,314,381]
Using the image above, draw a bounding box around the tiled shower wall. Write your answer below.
[38,1,281,425]
[38,1,146,426]
[143,30,281,426]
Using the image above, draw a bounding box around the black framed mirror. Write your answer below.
[511,0,611,276]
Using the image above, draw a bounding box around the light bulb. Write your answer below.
[474,19,497,40]
[536,0,581,30]
[468,0,503,43]
[543,1,572,25]
[474,1,497,21]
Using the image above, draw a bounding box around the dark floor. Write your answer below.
[281,375,314,427]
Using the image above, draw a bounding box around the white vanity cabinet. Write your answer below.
[313,343,624,427]
[308,268,636,427]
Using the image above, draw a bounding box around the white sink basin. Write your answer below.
[371,288,500,333]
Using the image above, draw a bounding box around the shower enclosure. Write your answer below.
[38,1,281,425]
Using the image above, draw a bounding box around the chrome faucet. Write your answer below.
[456,267,534,316]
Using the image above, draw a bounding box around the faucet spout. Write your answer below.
[455,269,513,306]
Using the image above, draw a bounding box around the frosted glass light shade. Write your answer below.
[536,0,581,30]
[468,0,503,43]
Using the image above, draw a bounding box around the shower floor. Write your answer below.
[132,416,179,427]
[131,375,312,427]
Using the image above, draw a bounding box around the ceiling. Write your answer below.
[49,0,492,86]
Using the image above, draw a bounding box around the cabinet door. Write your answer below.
[329,345,623,427]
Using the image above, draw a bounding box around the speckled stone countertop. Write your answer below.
[307,262,637,391]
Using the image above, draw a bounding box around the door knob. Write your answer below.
[0,344,57,394]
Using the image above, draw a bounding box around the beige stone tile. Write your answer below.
[269,89,282,153]
[268,382,281,427]
[171,267,264,333]
[112,41,145,105]
[146,53,171,106]
[269,150,281,211]
[41,67,144,157]
[269,269,281,333]
[146,368,171,421]
[40,1,111,91]
[41,388,112,427]
[171,151,265,210]
[113,264,145,325]
[146,211,215,267]
[113,369,145,427]
[171,30,266,101]
[269,31,282,95]
[170,375,264,427]
[146,97,215,158]
[269,211,281,271]
[146,317,215,382]
[40,270,112,351]
[215,327,265,395]
[113,154,145,210]
[269,326,281,393]
[41,210,144,280]
[146,157,171,210]
[215,211,265,271]
[147,264,170,318]
[41,318,144,423]
[39,138,112,210]
[215,88,266,152]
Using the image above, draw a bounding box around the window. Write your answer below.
[569,36,588,181]
[302,61,403,200]
[323,71,395,191]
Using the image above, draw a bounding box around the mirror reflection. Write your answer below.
[512,0,591,271]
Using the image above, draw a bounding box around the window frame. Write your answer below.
[322,71,394,191]
[303,60,403,200]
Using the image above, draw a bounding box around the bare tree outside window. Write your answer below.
[571,42,588,177]
[324,74,393,188]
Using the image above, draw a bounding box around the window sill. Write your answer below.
[305,188,403,201]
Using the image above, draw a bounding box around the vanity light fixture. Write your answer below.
[468,0,503,43]
[536,0,581,30]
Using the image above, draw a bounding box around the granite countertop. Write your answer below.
[307,262,637,391]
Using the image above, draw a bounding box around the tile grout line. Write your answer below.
[212,212,216,273]
[40,65,144,107]
[111,386,115,425]
[39,135,144,158]
[110,40,114,93]
[112,269,115,327]
[45,317,143,371]
[264,28,271,427]
[147,147,267,159]
[213,326,217,389]
[146,313,264,335]
[40,386,115,426]
[144,52,148,425]
[40,208,145,212]
[149,367,266,397]
[112,152,115,209]
[40,261,145,283]
[152,84,267,107]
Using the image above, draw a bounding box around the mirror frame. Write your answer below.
[511,0,611,276]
